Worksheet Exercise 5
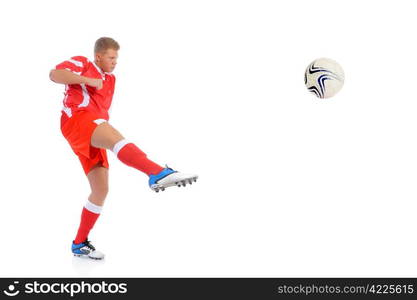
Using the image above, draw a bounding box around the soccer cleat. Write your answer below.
[149,166,198,192]
[72,239,104,260]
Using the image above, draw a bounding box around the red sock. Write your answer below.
[74,202,102,244]
[113,140,163,175]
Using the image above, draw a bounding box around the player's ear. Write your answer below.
[95,51,104,62]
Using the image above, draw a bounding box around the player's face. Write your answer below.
[96,49,118,73]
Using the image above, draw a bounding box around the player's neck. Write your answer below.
[93,60,105,73]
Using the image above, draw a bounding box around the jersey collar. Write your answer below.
[92,61,111,79]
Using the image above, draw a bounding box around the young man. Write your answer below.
[50,37,198,260]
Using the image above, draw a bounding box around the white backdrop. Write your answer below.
[1,0,416,277]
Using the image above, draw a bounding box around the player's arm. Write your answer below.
[49,69,102,89]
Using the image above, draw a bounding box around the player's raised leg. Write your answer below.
[91,122,164,175]
[91,122,198,192]
[72,164,107,260]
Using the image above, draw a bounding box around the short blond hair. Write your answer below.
[94,37,120,53]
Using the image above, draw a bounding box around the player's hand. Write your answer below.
[86,78,103,90]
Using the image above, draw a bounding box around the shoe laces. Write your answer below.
[83,240,96,251]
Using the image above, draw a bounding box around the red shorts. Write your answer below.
[61,111,109,175]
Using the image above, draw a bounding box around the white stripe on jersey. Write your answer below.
[78,84,90,108]
[92,62,105,80]
[93,119,107,125]
[69,59,84,68]
[62,85,72,117]
[62,106,72,117]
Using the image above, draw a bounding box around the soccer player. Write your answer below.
[50,37,198,260]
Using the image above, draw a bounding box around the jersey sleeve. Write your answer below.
[55,56,88,75]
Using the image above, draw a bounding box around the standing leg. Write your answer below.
[72,164,108,260]
[74,164,108,244]
[86,163,109,207]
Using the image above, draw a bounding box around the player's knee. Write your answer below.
[91,185,109,199]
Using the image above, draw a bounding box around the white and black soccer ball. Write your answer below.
[304,58,344,98]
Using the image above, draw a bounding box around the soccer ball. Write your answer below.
[304,58,344,98]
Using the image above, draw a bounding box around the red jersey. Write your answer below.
[55,56,116,122]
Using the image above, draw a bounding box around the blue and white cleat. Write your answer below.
[149,166,198,192]
[72,239,105,260]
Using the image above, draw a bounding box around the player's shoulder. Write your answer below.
[70,56,90,65]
